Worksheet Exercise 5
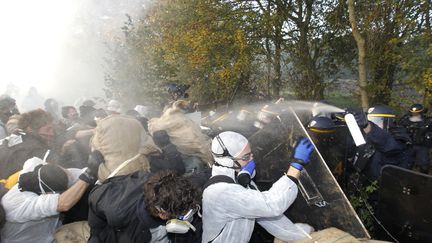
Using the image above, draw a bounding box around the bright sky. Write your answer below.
[0,0,79,96]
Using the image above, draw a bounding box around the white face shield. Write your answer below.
[368,116,384,129]
[367,115,394,130]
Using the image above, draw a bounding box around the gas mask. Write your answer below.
[165,205,200,234]
[237,160,256,188]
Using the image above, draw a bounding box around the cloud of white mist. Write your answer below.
[0,0,148,109]
[0,1,78,99]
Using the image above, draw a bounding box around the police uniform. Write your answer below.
[355,105,412,181]
[399,104,431,174]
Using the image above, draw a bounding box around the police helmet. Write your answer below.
[367,105,396,130]
[409,103,424,113]
[257,105,279,124]
[167,83,190,99]
[167,84,179,94]
[307,116,336,133]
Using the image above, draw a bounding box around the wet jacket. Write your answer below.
[0,132,58,179]
[88,171,167,243]
[202,166,310,243]
[365,123,411,180]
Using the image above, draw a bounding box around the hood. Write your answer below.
[91,115,160,182]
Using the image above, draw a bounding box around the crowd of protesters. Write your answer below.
[0,90,316,243]
[0,82,430,243]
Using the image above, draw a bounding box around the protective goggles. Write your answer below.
[155,205,200,223]
[235,152,253,162]
[177,206,198,222]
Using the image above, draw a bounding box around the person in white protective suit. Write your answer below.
[202,131,315,243]
[1,153,101,243]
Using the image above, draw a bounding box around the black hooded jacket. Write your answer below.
[88,171,165,243]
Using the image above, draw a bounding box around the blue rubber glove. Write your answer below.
[291,138,314,171]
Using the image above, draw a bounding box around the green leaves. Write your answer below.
[103,0,431,108]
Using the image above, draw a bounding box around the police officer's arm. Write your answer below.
[363,122,372,134]
[363,122,403,153]
[57,180,89,212]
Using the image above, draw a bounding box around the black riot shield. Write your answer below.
[211,104,370,239]
[378,165,432,242]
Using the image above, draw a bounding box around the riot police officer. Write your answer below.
[164,83,196,113]
[398,104,432,174]
[307,116,346,179]
[350,105,411,181]
[167,83,190,102]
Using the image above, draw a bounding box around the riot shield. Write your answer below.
[378,165,432,242]
[222,104,370,239]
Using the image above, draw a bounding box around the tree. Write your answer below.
[105,0,258,106]
[400,0,432,106]
[348,0,369,110]
[239,0,341,100]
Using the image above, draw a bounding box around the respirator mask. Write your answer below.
[165,205,200,234]
[237,159,256,188]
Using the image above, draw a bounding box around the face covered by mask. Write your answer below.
[237,160,256,188]
[164,205,200,234]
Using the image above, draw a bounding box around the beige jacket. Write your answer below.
[149,100,213,165]
[91,115,160,182]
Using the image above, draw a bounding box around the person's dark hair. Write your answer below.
[79,105,97,127]
[0,95,16,111]
[44,98,58,110]
[82,99,96,107]
[61,106,76,119]
[144,171,199,218]
[152,130,171,148]
[18,109,53,132]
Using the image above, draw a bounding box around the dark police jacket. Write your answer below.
[399,114,432,146]
[88,171,165,243]
[364,123,411,180]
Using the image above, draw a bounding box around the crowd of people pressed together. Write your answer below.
[0,91,320,243]
[0,85,430,242]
